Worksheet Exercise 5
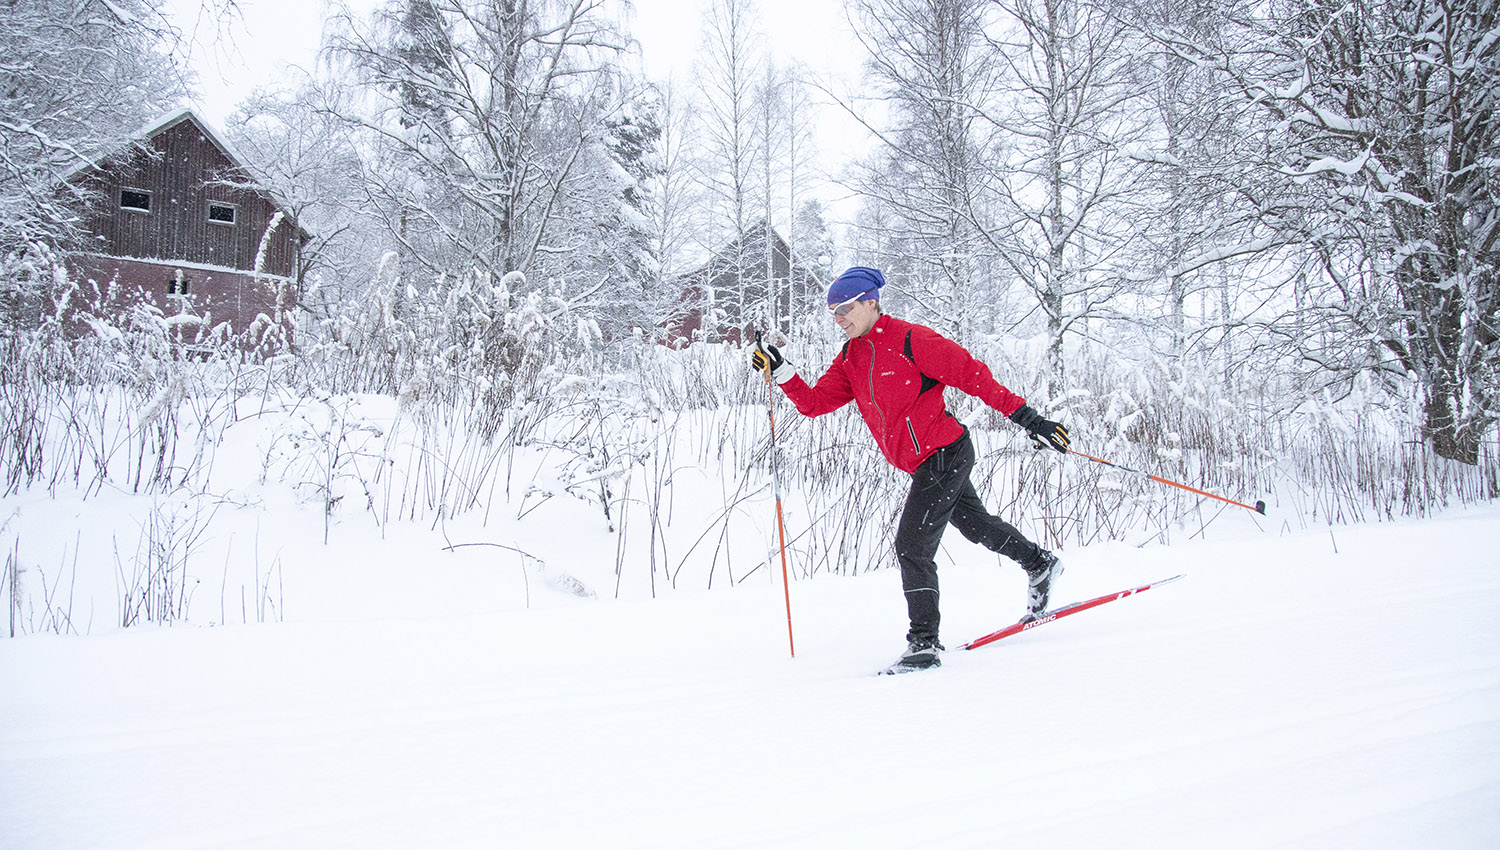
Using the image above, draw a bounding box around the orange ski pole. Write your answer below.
[755,331,796,658]
[1068,449,1267,515]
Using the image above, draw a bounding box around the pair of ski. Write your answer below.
[878,574,1185,675]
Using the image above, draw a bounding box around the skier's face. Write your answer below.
[833,298,879,340]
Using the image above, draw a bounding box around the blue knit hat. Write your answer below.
[827,267,886,306]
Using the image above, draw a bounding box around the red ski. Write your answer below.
[960,574,1185,651]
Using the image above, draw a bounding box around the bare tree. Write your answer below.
[840,0,998,340]
[693,0,766,333]
[643,79,702,286]
[978,0,1152,394]
[323,0,629,292]
[760,63,824,330]
[696,0,764,241]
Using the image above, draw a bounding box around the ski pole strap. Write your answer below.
[1068,449,1266,515]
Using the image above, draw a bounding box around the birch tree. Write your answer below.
[980,0,1151,394]
[776,66,827,320]
[694,0,766,334]
[844,0,1001,344]
[324,0,629,293]
[642,79,701,290]
[755,62,820,334]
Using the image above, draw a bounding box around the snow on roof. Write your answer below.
[135,107,250,173]
[77,106,311,241]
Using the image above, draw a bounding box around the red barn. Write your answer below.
[665,223,823,347]
[65,109,307,347]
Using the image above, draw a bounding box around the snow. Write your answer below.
[3,487,1498,847]
[74,250,297,284]
[1291,150,1370,179]
[1123,144,1183,167]
[1292,106,1370,135]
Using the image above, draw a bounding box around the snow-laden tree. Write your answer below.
[0,0,187,297]
[794,198,838,283]
[1202,0,1499,464]
[562,94,664,342]
[323,0,631,292]
[1111,0,1288,372]
[224,82,376,326]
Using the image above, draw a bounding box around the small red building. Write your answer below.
[65,109,307,346]
[666,224,823,347]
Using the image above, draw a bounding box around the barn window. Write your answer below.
[168,275,191,295]
[207,202,237,225]
[120,189,151,212]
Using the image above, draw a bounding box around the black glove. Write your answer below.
[1009,404,1070,453]
[749,341,783,373]
[747,340,797,384]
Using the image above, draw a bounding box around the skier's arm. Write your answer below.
[907,328,1069,451]
[747,340,855,417]
[780,367,854,417]
[781,353,856,417]
[906,327,1025,416]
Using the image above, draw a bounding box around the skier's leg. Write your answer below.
[948,466,1062,616]
[893,434,973,643]
[948,480,1043,566]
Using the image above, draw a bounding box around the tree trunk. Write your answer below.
[1418,283,1481,464]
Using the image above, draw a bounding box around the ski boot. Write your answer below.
[1023,550,1064,622]
[880,636,945,675]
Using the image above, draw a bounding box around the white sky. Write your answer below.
[171,0,866,126]
[166,0,873,231]
[165,0,325,124]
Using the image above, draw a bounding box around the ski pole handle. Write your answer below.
[752,328,771,379]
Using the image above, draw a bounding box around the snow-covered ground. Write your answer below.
[4,496,1498,848]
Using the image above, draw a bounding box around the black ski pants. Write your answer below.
[895,430,1041,643]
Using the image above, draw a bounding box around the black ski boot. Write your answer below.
[880,637,945,675]
[1023,550,1064,621]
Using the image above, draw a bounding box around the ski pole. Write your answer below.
[1067,449,1267,515]
[754,331,796,658]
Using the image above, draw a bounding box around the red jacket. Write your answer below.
[780,314,1027,473]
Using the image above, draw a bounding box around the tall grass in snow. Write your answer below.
[1,260,1495,630]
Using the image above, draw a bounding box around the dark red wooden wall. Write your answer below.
[77,116,299,279]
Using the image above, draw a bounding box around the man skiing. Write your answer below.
[749,266,1070,673]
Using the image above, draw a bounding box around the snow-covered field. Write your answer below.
[4,494,1498,848]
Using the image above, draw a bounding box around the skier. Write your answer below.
[749,267,1070,673]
